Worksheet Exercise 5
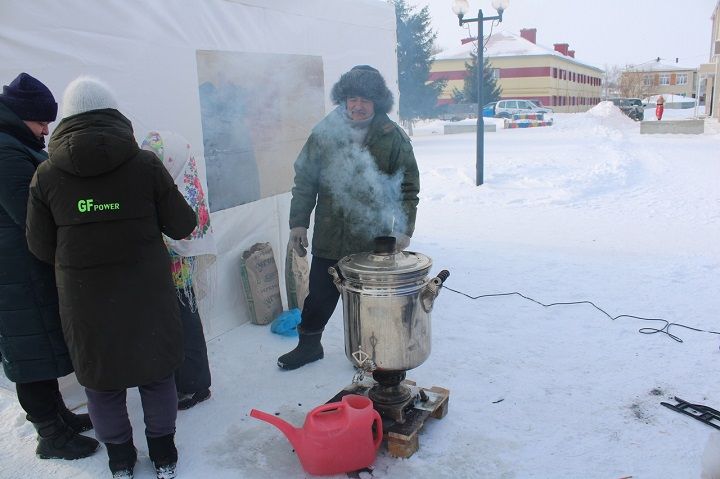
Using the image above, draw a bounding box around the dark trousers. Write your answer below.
[16,379,61,422]
[174,297,211,393]
[85,375,177,444]
[298,256,341,332]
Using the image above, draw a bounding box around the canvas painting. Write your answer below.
[196,50,325,211]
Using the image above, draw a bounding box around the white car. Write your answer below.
[494,99,553,118]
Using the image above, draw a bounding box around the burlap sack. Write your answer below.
[285,241,310,310]
[239,242,283,325]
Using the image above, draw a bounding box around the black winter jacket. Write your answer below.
[26,109,197,390]
[0,102,73,383]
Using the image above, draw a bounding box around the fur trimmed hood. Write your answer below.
[330,65,394,114]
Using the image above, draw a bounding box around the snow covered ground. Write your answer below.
[1,105,719,478]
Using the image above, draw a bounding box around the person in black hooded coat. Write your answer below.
[26,76,196,479]
[0,72,99,461]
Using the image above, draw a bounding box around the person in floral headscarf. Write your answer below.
[142,131,217,410]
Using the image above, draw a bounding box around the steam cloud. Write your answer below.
[310,107,409,241]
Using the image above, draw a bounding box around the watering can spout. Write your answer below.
[250,409,301,449]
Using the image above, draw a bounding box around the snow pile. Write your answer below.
[586,100,623,118]
[551,103,635,141]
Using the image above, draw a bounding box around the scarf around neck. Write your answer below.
[341,106,373,145]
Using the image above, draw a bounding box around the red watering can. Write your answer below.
[250,394,382,475]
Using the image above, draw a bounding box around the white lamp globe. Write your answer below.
[491,0,510,13]
[452,0,470,16]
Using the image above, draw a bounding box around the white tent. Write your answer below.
[0,0,399,338]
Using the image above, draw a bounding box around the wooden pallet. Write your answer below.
[385,381,449,458]
[327,379,450,459]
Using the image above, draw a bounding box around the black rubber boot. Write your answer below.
[32,415,100,460]
[106,440,137,478]
[147,434,178,479]
[277,327,324,370]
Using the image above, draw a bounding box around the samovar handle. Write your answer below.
[327,265,344,293]
[421,269,450,312]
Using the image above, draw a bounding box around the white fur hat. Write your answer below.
[61,76,118,118]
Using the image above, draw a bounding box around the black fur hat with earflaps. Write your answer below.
[330,65,394,114]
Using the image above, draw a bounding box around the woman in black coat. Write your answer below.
[0,72,98,461]
[26,76,197,479]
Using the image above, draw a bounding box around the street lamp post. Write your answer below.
[452,0,509,186]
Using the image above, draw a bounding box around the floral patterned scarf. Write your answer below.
[141,131,217,309]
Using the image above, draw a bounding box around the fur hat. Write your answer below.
[0,72,58,121]
[331,65,394,114]
[62,76,118,118]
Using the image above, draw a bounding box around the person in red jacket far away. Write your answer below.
[655,95,665,121]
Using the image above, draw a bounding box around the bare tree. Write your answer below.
[602,64,621,98]
[619,67,653,99]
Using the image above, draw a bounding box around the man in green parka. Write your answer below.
[278,65,420,370]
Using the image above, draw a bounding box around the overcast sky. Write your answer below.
[405,0,718,69]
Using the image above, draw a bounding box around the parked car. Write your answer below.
[528,99,550,110]
[624,98,644,121]
[482,102,497,117]
[494,99,553,118]
[608,97,644,121]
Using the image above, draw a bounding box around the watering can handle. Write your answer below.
[309,403,341,419]
[306,403,343,431]
[372,411,383,449]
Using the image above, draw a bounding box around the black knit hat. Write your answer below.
[0,72,58,122]
[331,65,394,114]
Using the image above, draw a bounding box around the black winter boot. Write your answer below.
[55,390,93,433]
[32,415,100,460]
[177,388,211,410]
[147,434,178,479]
[277,327,324,370]
[57,402,93,433]
[106,440,137,478]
